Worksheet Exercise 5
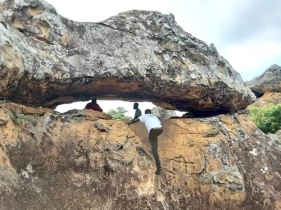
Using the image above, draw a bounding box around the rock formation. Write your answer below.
[151,106,176,120]
[0,0,255,112]
[2,1,280,209]
[248,64,281,96]
[0,102,281,210]
[248,64,281,107]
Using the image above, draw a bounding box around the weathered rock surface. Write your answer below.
[268,130,281,151]
[0,101,281,210]
[151,106,176,121]
[248,64,281,96]
[0,0,255,112]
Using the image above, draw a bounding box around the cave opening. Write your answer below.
[55,99,185,119]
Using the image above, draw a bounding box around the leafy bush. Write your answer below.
[249,104,281,134]
[16,113,27,124]
[108,107,131,121]
[10,113,27,124]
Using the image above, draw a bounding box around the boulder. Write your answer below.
[151,106,176,120]
[248,64,281,96]
[248,65,281,108]
[0,102,281,209]
[0,0,255,112]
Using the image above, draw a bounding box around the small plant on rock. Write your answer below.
[15,113,27,124]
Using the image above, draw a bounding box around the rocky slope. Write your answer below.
[0,0,255,112]
[0,101,281,210]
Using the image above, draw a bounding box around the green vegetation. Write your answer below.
[108,107,131,121]
[249,104,281,134]
[11,113,27,124]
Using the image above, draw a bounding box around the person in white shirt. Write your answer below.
[127,109,163,175]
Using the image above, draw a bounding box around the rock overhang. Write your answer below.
[0,0,256,112]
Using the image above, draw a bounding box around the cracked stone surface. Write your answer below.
[0,0,255,112]
[0,101,281,209]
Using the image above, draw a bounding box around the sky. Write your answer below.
[45,0,281,115]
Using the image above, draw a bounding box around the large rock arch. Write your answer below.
[0,0,255,112]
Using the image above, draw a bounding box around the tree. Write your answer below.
[107,107,132,121]
[249,104,281,134]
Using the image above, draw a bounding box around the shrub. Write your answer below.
[249,104,281,134]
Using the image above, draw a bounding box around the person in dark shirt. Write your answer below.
[133,102,142,119]
[85,99,103,112]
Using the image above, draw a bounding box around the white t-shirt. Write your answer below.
[139,114,162,133]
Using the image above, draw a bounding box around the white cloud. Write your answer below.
[220,41,281,81]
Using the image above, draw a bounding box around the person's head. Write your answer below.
[91,98,97,104]
[145,109,151,114]
[133,103,139,109]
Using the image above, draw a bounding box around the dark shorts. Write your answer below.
[149,127,163,138]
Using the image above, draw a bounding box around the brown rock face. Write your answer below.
[0,0,255,112]
[0,102,281,210]
[250,92,281,107]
